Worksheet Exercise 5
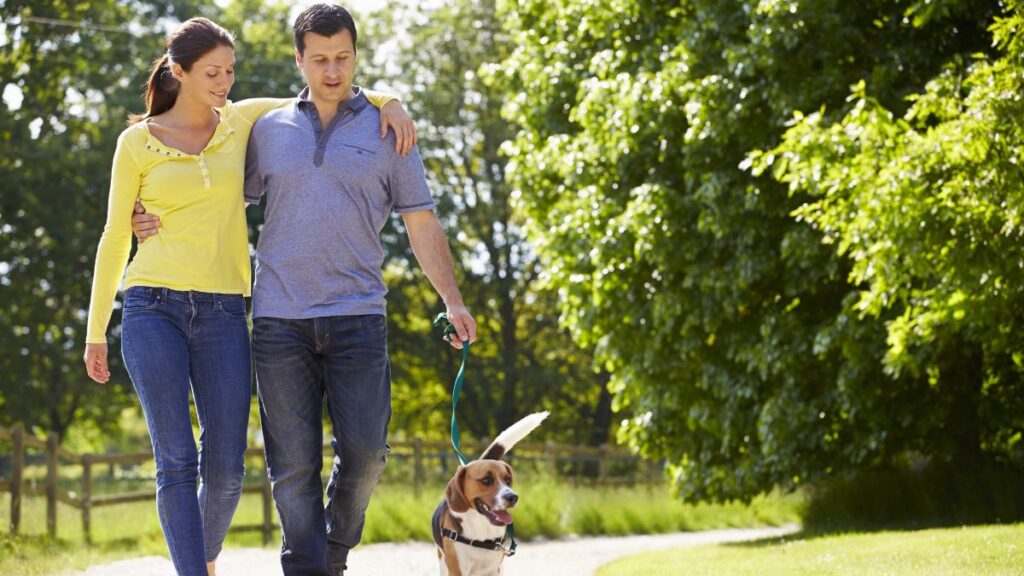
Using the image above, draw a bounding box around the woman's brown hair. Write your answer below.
[130,17,234,124]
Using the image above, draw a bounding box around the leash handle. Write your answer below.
[434,313,471,466]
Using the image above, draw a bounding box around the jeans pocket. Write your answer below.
[122,289,159,312]
[217,297,248,319]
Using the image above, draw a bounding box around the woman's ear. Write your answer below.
[445,466,471,513]
[170,62,184,81]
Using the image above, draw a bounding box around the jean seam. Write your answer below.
[190,341,217,562]
[125,321,185,570]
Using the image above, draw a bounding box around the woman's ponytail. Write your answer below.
[129,54,180,124]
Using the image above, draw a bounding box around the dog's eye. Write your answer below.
[504,475,512,485]
[480,476,493,486]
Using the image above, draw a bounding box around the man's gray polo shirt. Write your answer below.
[244,87,435,319]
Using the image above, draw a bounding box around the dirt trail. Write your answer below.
[70,524,799,576]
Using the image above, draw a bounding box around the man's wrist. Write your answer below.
[443,295,466,309]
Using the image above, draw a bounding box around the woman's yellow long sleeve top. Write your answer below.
[86,93,395,344]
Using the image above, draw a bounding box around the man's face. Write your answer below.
[295,29,357,107]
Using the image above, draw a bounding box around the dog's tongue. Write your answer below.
[492,510,513,525]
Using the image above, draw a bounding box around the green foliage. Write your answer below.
[803,463,1024,532]
[363,0,617,444]
[760,1,1024,468]
[497,0,1012,502]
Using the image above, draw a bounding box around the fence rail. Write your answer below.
[0,423,660,544]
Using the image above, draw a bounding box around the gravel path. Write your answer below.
[71,524,799,576]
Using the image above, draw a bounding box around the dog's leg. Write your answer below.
[441,549,463,576]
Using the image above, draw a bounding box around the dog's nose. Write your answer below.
[504,492,518,507]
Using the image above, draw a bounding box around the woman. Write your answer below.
[82,17,413,576]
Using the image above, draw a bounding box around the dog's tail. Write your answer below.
[480,411,549,460]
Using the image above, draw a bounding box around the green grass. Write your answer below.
[0,481,801,575]
[597,523,1024,576]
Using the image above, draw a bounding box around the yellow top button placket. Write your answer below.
[197,153,211,189]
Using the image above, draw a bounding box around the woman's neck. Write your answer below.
[161,92,217,129]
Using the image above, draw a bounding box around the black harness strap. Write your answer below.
[441,528,515,556]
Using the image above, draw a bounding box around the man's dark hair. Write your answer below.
[294,4,358,55]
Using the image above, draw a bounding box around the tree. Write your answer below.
[758,2,1024,468]
[363,0,617,444]
[496,0,1004,500]
[0,0,220,442]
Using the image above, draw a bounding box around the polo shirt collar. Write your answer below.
[296,85,369,115]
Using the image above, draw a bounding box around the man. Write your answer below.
[135,5,476,575]
[245,5,475,575]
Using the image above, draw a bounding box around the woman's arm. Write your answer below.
[364,89,417,156]
[84,130,142,381]
[235,92,418,156]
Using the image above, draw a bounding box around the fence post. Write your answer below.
[261,453,273,546]
[10,424,24,535]
[81,454,92,545]
[544,441,556,478]
[597,444,610,486]
[413,438,424,499]
[647,458,662,484]
[47,432,59,538]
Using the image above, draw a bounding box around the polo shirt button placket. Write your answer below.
[198,153,211,189]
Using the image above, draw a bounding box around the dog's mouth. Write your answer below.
[474,498,513,526]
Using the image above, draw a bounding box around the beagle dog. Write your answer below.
[432,411,549,576]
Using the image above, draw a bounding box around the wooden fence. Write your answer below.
[0,424,660,545]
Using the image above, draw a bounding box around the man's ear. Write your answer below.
[445,466,470,513]
[294,49,302,70]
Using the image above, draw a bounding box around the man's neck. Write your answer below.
[311,88,356,130]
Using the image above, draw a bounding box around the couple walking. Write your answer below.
[83,5,475,576]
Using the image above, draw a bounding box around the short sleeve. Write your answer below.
[387,145,436,214]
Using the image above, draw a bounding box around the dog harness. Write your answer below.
[441,528,515,556]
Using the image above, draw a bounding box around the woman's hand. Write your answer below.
[84,343,111,383]
[380,100,418,157]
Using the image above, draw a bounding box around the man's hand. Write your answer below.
[132,200,161,243]
[444,304,477,350]
[380,100,417,157]
[83,343,110,383]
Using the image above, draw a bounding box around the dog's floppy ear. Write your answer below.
[503,461,514,485]
[445,466,471,513]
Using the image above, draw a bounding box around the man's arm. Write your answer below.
[401,209,477,348]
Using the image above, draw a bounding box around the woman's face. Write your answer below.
[172,44,235,108]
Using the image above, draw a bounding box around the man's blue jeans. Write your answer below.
[120,287,252,576]
[253,315,391,576]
